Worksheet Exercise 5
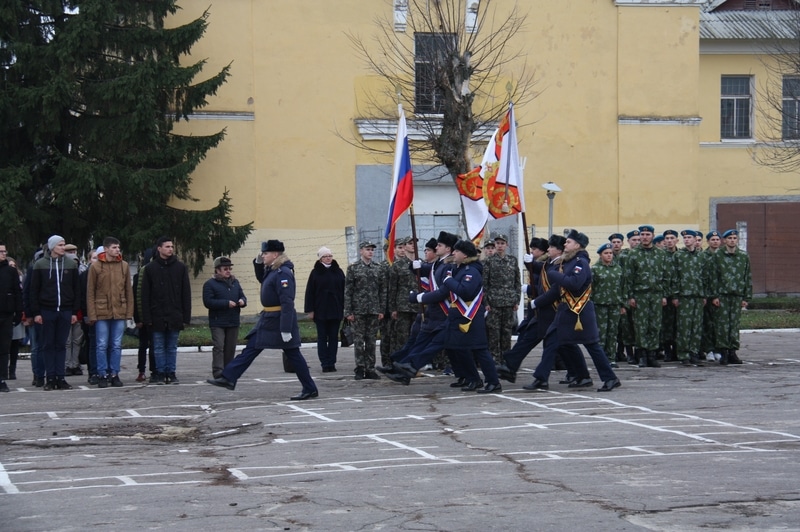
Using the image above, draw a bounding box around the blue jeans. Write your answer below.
[29,324,44,379]
[95,319,126,376]
[151,329,180,374]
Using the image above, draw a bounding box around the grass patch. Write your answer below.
[739,309,800,329]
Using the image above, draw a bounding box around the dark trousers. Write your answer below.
[211,326,239,377]
[137,324,154,374]
[223,342,317,394]
[84,323,96,377]
[38,309,72,378]
[503,323,542,372]
[451,347,499,385]
[0,314,12,380]
[534,330,616,383]
[314,318,340,369]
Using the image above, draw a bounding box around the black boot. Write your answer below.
[616,343,625,362]
[719,349,729,366]
[728,350,742,364]
[637,348,647,368]
[43,377,57,391]
[647,350,661,368]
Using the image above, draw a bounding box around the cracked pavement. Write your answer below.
[1,329,799,530]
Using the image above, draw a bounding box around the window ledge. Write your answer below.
[355,118,498,142]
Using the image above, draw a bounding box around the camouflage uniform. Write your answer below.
[591,260,624,362]
[483,253,521,363]
[378,258,392,365]
[387,254,419,364]
[700,246,719,355]
[670,246,709,361]
[616,248,636,360]
[344,258,386,376]
[711,246,751,353]
[660,249,678,359]
[624,245,670,359]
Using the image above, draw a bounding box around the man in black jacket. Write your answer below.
[0,242,22,392]
[140,237,191,385]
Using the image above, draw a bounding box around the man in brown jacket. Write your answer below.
[87,237,134,388]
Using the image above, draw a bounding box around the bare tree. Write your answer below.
[754,6,800,173]
[348,0,535,181]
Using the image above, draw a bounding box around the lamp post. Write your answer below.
[542,182,562,236]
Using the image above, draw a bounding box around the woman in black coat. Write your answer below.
[303,247,345,372]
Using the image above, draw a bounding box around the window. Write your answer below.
[414,33,456,114]
[744,0,772,9]
[782,76,800,140]
[721,76,752,140]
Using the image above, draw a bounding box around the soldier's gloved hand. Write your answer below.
[281,332,292,342]
[521,284,529,294]
[408,291,419,304]
[529,299,537,309]
[412,260,422,269]
[523,253,534,263]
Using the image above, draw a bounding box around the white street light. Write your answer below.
[541,182,561,236]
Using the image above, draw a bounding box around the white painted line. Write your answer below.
[126,410,142,417]
[0,462,19,494]
[284,404,337,422]
[365,435,439,460]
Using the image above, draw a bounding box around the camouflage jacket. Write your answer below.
[623,245,670,299]
[591,261,624,306]
[711,247,752,300]
[670,247,709,298]
[344,259,386,315]
[388,256,418,313]
[483,253,521,307]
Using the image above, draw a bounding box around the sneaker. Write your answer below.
[705,352,716,362]
[110,375,123,387]
[88,374,100,385]
[149,372,166,385]
[33,376,45,388]
[98,376,109,388]
[135,372,146,382]
[56,377,72,390]
[166,373,179,385]
[713,352,722,362]
[43,378,57,391]
[72,367,83,376]
[441,366,453,376]
[0,381,9,393]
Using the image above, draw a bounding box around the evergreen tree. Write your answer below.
[0,1,252,272]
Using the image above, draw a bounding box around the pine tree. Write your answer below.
[0,1,252,272]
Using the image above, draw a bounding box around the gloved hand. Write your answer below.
[408,291,419,304]
[412,260,422,269]
[281,332,292,342]
[521,284,529,294]
[523,253,534,263]
[529,299,537,309]
[416,293,424,303]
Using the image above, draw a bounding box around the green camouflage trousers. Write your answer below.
[379,317,392,366]
[595,304,620,361]
[675,297,704,359]
[715,295,743,350]
[618,305,635,347]
[631,292,663,351]
[486,306,516,363]
[700,304,718,353]
[352,314,380,371]
[387,312,416,365]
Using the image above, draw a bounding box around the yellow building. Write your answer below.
[170,0,800,308]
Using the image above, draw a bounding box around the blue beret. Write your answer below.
[694,230,703,238]
[706,230,720,239]
[626,230,640,239]
[597,243,612,254]
[608,233,624,242]
[722,229,738,238]
[680,229,694,237]
[663,229,678,237]
[638,225,655,233]
[653,235,665,244]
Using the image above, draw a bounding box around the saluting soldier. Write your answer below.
[344,241,386,380]
[483,233,521,364]
[624,225,670,368]
[710,229,751,365]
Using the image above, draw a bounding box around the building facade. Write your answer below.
[168,0,800,308]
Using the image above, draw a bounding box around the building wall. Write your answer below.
[166,1,797,311]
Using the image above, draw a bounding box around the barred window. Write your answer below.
[782,76,800,140]
[414,33,456,115]
[720,76,752,140]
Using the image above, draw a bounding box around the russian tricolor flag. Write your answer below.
[384,104,414,264]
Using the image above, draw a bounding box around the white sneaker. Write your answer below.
[705,352,716,362]
[714,352,722,361]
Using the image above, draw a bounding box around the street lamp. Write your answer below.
[542,182,562,236]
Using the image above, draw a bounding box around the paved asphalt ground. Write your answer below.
[2,329,800,531]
